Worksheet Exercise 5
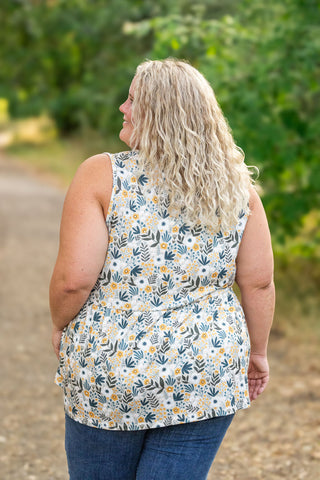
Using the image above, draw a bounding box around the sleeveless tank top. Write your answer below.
[55,150,251,430]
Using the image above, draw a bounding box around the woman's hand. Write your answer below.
[248,353,269,401]
[52,326,64,359]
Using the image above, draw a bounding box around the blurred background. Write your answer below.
[0,1,319,478]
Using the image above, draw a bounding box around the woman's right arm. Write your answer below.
[235,187,275,401]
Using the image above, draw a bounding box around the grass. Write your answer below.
[4,133,320,343]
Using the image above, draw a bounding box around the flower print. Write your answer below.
[138,417,144,423]
[84,390,90,397]
[145,285,152,293]
[200,379,206,386]
[131,176,137,183]
[166,386,174,392]
[124,303,131,309]
[172,226,179,233]
[149,346,156,354]
[175,368,181,375]
[123,267,130,275]
[133,213,139,220]
[111,394,118,401]
[117,351,123,358]
[141,227,148,234]
[229,306,235,312]
[201,332,208,339]
[193,244,200,251]
[160,242,168,249]
[160,266,167,273]
[132,369,138,375]
[110,282,118,290]
[159,324,166,330]
[153,195,158,203]
[123,190,128,197]
[89,411,95,418]
[173,407,180,414]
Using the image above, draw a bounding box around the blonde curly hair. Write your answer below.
[130,59,252,231]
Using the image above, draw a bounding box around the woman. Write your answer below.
[50,59,274,480]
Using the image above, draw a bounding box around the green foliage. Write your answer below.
[127,0,320,241]
[0,0,319,243]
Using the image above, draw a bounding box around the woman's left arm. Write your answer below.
[50,154,112,337]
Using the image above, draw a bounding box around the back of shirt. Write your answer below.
[56,150,251,431]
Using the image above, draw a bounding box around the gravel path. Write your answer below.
[1,153,319,479]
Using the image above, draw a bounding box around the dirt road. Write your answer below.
[1,154,319,479]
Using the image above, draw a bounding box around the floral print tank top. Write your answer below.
[55,150,251,430]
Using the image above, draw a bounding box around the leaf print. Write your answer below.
[145,413,156,423]
[179,225,190,235]
[208,388,219,398]
[218,268,227,279]
[191,224,202,236]
[129,286,139,296]
[156,284,168,297]
[106,374,117,388]
[138,174,148,186]
[131,265,143,277]
[133,350,144,361]
[128,200,137,212]
[194,359,205,373]
[211,337,222,348]
[203,240,214,255]
[115,177,122,194]
[148,274,157,284]
[123,391,134,403]
[140,243,150,262]
[119,291,129,302]
[147,393,159,408]
[118,318,128,329]
[199,254,210,265]
[120,404,131,413]
[150,297,163,307]
[182,362,193,375]
[95,374,106,386]
[164,250,175,261]
[173,392,184,402]
[125,357,135,368]
[225,245,233,264]
[156,355,168,365]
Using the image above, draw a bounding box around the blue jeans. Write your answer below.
[65,413,234,480]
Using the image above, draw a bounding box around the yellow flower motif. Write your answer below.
[109,372,115,377]
[229,326,234,333]
[173,407,180,414]
[212,272,218,278]
[110,282,117,290]
[225,400,231,407]
[132,369,138,375]
[145,285,152,293]
[92,305,98,310]
[160,266,167,272]
[241,368,245,374]
[141,227,148,234]
[89,411,95,418]
[175,368,181,375]
[111,394,118,401]
[199,286,205,292]
[149,346,156,354]
[166,386,174,392]
[123,267,130,275]
[90,376,95,383]
[200,379,206,386]
[207,315,213,322]
[159,324,166,330]
[131,176,137,183]
[138,417,144,423]
[129,334,135,341]
[172,226,179,233]
[201,332,208,339]
[117,351,123,357]
[153,195,158,203]
[160,242,168,249]
[193,244,200,250]
[219,348,225,354]
[123,190,128,197]
[144,379,149,385]
[124,303,131,310]
[84,390,90,397]
[182,274,188,281]
[229,307,235,312]
[196,355,203,360]
[197,411,203,417]
[244,390,248,397]
[133,213,139,220]
[101,301,106,306]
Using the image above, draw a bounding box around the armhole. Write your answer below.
[103,152,116,227]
